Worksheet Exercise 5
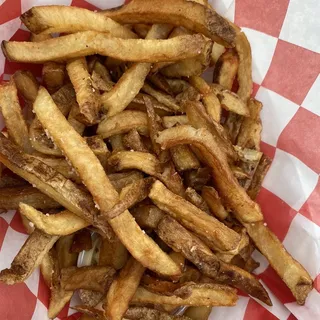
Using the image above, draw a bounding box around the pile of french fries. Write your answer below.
[0,1,313,319]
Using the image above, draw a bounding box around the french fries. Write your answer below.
[125,307,192,320]
[12,70,39,104]
[42,62,65,93]
[2,32,208,63]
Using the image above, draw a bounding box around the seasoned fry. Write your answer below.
[213,49,239,90]
[157,216,271,305]
[67,57,101,125]
[131,283,237,306]
[125,307,192,320]
[162,115,189,129]
[104,257,146,320]
[0,80,32,153]
[0,187,60,211]
[34,87,180,277]
[97,111,148,139]
[42,62,65,93]
[22,5,137,38]
[0,229,58,284]
[12,70,39,103]
[61,266,116,293]
[2,32,208,63]
[149,180,241,252]
[102,0,238,46]
[185,187,210,214]
[157,126,264,223]
[19,203,89,236]
[201,186,229,220]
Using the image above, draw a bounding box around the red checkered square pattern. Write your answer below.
[0,0,319,319]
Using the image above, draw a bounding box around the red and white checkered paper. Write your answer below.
[0,0,319,319]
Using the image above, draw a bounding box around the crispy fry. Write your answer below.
[185,187,210,214]
[34,87,180,277]
[170,145,200,171]
[108,171,144,193]
[157,126,264,223]
[22,5,137,39]
[19,203,89,236]
[0,80,32,153]
[40,250,54,288]
[42,62,65,93]
[162,115,189,129]
[125,307,192,320]
[104,257,146,320]
[235,32,252,102]
[149,180,240,252]
[131,205,165,230]
[0,187,60,211]
[212,49,239,90]
[0,229,58,284]
[97,111,148,139]
[61,266,116,293]
[211,42,225,65]
[85,136,109,170]
[184,306,211,320]
[2,32,208,63]
[201,186,229,220]
[103,0,238,46]
[245,222,312,305]
[131,283,237,306]
[67,57,101,125]
[123,129,148,152]
[157,216,271,305]
[12,70,39,103]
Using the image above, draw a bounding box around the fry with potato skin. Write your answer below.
[42,62,65,93]
[33,87,180,277]
[104,257,146,320]
[102,0,238,47]
[149,180,241,252]
[123,129,149,152]
[0,80,32,153]
[2,32,209,63]
[21,5,137,38]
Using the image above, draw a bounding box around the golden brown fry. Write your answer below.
[223,112,243,145]
[149,180,240,252]
[131,283,237,306]
[125,307,192,320]
[162,115,189,129]
[201,186,229,220]
[104,257,146,320]
[0,186,60,211]
[19,203,89,236]
[61,266,116,293]
[68,104,86,135]
[42,62,65,93]
[85,136,109,170]
[12,70,39,103]
[170,145,200,171]
[131,205,165,230]
[236,98,263,150]
[40,250,54,288]
[78,290,104,308]
[235,32,252,102]
[0,80,32,153]
[185,187,210,214]
[97,111,148,139]
[245,222,312,305]
[2,32,208,63]
[103,0,238,46]
[67,58,101,125]
[247,154,272,200]
[184,167,211,191]
[147,73,173,95]
[211,42,225,65]
[99,236,128,270]
[0,229,58,284]
[123,129,148,152]
[213,49,239,90]
[22,5,137,38]
[108,171,144,193]
[157,216,271,305]
[92,61,114,92]
[156,126,263,223]
[34,87,180,277]
[184,306,211,320]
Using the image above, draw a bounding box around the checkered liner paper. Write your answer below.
[0,0,319,319]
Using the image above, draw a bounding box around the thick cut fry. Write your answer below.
[12,70,39,103]
[42,62,65,93]
[201,186,229,220]
[67,58,101,125]
[0,229,58,284]
[102,0,238,47]
[163,116,189,129]
[0,187,60,211]
[2,32,208,63]
[184,306,211,320]
[235,32,252,102]
[149,180,240,252]
[21,5,137,39]
[19,203,89,236]
[157,216,271,305]
[213,49,239,90]
[132,205,165,230]
[123,129,148,152]
[34,87,180,277]
[97,111,148,139]
[185,187,210,214]
[0,80,32,153]
[61,266,116,293]
[104,257,146,320]
[125,307,192,320]
[245,222,312,305]
[131,283,237,306]
[170,145,200,171]
[156,126,264,223]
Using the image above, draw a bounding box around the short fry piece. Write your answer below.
[42,62,65,93]
[13,70,39,103]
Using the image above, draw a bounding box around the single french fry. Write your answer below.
[13,70,39,103]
